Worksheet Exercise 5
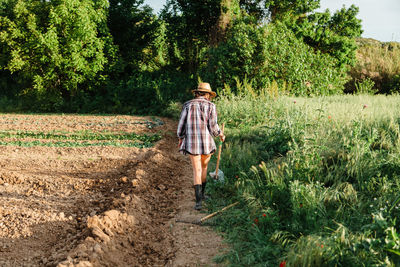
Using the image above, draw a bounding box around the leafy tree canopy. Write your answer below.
[160,0,222,71]
[0,0,116,107]
[289,5,363,68]
[107,0,161,73]
[202,18,347,95]
[239,0,320,22]
[237,1,362,68]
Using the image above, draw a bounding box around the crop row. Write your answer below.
[0,131,161,142]
[0,117,164,129]
[0,130,161,148]
[0,140,157,148]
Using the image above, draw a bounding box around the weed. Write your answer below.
[207,93,400,265]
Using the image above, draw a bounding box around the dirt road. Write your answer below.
[0,114,226,266]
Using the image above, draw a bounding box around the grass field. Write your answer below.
[206,93,400,266]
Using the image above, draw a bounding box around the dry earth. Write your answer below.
[0,114,227,267]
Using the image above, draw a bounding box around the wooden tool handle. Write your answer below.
[214,123,225,179]
[199,201,239,223]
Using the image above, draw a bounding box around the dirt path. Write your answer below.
[168,156,227,267]
[0,115,226,267]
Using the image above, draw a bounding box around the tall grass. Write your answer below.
[349,38,400,94]
[207,89,400,266]
[354,39,400,77]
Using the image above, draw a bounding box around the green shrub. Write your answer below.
[101,70,193,115]
[202,20,347,96]
[354,78,377,95]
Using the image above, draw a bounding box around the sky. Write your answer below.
[144,0,400,42]
[317,0,400,42]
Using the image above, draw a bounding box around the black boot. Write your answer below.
[194,184,202,210]
[201,182,208,200]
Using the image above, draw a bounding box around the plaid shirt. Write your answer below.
[177,97,221,155]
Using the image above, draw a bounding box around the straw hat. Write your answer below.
[192,82,216,98]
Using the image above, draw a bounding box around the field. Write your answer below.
[207,93,400,266]
[2,93,400,266]
[0,114,225,266]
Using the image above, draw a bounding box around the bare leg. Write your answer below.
[200,154,212,183]
[189,155,202,185]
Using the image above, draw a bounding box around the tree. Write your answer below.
[239,0,320,21]
[160,0,222,72]
[239,1,362,69]
[202,19,347,95]
[290,5,362,68]
[0,0,116,108]
[107,0,161,74]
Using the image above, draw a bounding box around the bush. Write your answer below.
[87,70,194,115]
[202,19,348,96]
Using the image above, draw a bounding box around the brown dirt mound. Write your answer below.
[0,115,226,267]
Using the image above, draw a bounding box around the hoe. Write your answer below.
[209,123,225,182]
[176,201,239,225]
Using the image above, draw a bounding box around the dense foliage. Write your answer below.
[107,0,160,73]
[160,0,222,72]
[289,5,362,68]
[203,19,347,95]
[239,0,363,68]
[0,0,377,113]
[0,0,116,110]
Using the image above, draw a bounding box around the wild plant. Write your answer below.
[207,90,400,266]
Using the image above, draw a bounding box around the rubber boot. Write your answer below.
[201,182,208,200]
[194,184,202,210]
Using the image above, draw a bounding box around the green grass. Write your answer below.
[206,92,400,266]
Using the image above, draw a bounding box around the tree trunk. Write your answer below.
[209,0,234,47]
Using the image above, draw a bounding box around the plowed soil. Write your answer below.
[0,114,226,267]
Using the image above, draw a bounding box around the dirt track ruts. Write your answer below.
[0,115,226,267]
